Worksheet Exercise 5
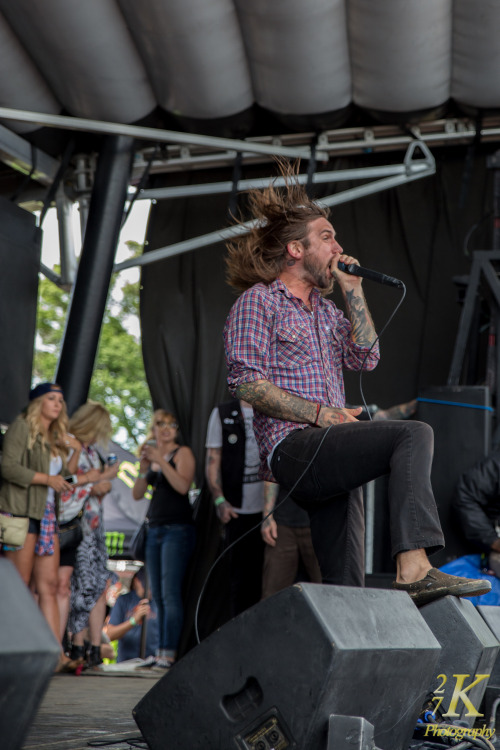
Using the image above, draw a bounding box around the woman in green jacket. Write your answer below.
[0,383,80,658]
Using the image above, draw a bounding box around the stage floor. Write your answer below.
[22,669,161,750]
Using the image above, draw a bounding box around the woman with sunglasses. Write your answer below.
[133,410,196,671]
[0,382,80,670]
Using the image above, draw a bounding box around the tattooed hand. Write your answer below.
[331,254,363,289]
[316,405,362,427]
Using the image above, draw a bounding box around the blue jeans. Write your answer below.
[145,523,195,656]
[271,420,445,586]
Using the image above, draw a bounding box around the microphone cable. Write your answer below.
[194,422,335,645]
[357,281,407,420]
[195,280,407,643]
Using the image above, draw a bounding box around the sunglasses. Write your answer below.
[155,420,178,429]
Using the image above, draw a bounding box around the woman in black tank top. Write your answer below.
[132,410,196,670]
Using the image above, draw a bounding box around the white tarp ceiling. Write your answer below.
[0,0,498,145]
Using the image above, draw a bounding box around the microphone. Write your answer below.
[337,261,403,289]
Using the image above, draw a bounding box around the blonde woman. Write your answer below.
[0,383,80,669]
[133,410,196,670]
[60,401,118,668]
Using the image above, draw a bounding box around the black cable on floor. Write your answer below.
[87,736,147,748]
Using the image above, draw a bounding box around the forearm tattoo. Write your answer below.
[236,381,352,428]
[206,450,223,497]
[344,289,377,347]
[236,381,317,424]
[263,482,278,517]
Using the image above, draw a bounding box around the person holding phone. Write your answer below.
[104,567,159,663]
[0,383,80,671]
[58,401,119,669]
[133,410,196,671]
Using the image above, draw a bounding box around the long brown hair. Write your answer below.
[225,159,329,292]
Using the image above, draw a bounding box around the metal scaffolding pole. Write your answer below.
[56,135,135,415]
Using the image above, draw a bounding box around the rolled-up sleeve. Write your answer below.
[1,418,35,487]
[224,287,272,395]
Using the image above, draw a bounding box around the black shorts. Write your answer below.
[59,544,77,568]
[28,517,40,535]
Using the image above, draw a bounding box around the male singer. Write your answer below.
[223,160,490,607]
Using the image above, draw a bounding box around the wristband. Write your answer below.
[214,496,226,507]
[314,403,322,426]
[138,472,147,479]
[129,616,137,627]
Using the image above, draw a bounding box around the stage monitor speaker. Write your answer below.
[419,596,499,726]
[477,605,500,686]
[0,558,60,750]
[417,385,492,566]
[134,583,441,750]
[476,605,500,726]
[0,196,41,425]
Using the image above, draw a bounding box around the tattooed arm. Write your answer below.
[374,399,417,421]
[342,287,377,348]
[205,447,238,524]
[235,380,361,427]
[333,255,377,348]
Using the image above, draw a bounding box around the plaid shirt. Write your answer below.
[35,500,56,556]
[224,279,380,480]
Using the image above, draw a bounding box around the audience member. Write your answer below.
[0,382,79,671]
[133,410,196,671]
[65,402,118,669]
[105,567,159,662]
[454,449,500,576]
[261,482,321,598]
[205,398,265,618]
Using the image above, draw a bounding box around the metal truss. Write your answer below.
[129,116,500,178]
[448,251,500,398]
[0,106,326,164]
[0,122,60,186]
[1,105,498,282]
[115,140,435,272]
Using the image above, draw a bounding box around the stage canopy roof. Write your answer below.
[0,0,500,200]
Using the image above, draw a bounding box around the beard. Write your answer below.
[303,251,334,294]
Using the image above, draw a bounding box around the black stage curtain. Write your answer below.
[141,145,494,473]
[140,145,494,649]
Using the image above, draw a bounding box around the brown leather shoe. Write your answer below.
[393,567,491,607]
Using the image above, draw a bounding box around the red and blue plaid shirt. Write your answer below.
[224,279,380,480]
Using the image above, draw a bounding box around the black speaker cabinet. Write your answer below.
[476,605,500,725]
[419,596,499,726]
[134,583,441,750]
[0,558,60,750]
[417,385,492,566]
[477,605,500,686]
[0,196,41,424]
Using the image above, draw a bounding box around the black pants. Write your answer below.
[270,420,445,586]
[224,512,265,619]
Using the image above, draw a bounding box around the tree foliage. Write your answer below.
[33,241,151,450]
